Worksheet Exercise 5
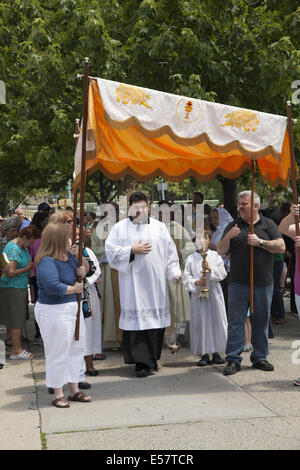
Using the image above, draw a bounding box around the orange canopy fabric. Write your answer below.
[74,79,293,188]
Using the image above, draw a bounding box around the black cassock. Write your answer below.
[122,328,165,371]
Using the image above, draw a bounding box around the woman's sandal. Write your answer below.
[67,392,92,403]
[52,396,70,408]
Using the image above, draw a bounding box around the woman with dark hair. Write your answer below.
[0,225,40,359]
[29,212,49,344]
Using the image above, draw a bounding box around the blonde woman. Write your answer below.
[35,223,92,408]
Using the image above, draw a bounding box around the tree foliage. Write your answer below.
[0,0,299,214]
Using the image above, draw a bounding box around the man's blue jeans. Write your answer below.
[271,260,285,320]
[226,282,274,365]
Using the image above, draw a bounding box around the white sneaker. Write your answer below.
[9,349,34,360]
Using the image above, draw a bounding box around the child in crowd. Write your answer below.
[183,231,228,366]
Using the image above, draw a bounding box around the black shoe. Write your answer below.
[79,381,91,390]
[85,369,98,376]
[197,354,210,367]
[0,364,3,369]
[49,382,91,394]
[223,361,241,376]
[135,363,150,378]
[135,369,149,378]
[252,360,274,371]
[212,353,226,365]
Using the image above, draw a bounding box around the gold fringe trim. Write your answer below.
[104,111,282,161]
[74,162,294,190]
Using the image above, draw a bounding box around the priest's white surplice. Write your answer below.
[105,217,181,331]
[183,250,228,356]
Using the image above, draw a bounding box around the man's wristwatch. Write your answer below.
[259,239,264,248]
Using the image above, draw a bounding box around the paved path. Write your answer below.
[2,300,300,450]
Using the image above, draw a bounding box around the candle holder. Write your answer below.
[198,235,210,299]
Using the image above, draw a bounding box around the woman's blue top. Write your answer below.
[37,252,79,304]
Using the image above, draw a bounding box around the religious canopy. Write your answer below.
[74,77,292,188]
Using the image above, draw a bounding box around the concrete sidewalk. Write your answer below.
[2,300,300,450]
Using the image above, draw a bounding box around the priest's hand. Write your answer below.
[173,276,181,284]
[195,278,205,286]
[131,240,152,254]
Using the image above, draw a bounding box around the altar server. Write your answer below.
[183,231,228,366]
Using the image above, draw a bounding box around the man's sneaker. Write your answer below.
[252,360,274,371]
[223,361,241,376]
[293,377,300,386]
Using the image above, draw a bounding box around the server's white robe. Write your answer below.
[84,247,102,356]
[105,217,181,331]
[183,250,228,356]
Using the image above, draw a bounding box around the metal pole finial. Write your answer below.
[84,57,89,62]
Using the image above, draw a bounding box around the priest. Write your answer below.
[105,192,182,377]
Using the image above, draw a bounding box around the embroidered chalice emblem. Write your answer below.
[176,98,201,123]
[185,101,193,119]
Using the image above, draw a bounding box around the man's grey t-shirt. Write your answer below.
[221,215,283,285]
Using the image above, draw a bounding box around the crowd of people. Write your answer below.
[0,190,299,407]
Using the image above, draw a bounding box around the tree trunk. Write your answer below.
[0,194,9,217]
[220,177,238,219]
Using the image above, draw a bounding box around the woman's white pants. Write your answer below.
[35,301,86,388]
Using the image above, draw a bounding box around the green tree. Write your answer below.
[0,0,299,215]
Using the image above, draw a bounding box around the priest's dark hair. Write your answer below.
[129,191,148,206]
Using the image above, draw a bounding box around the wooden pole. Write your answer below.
[75,57,89,341]
[250,159,255,314]
[72,119,80,245]
[287,102,300,270]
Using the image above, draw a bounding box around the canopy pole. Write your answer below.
[75,57,89,341]
[287,101,300,273]
[72,118,80,245]
[250,159,255,315]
